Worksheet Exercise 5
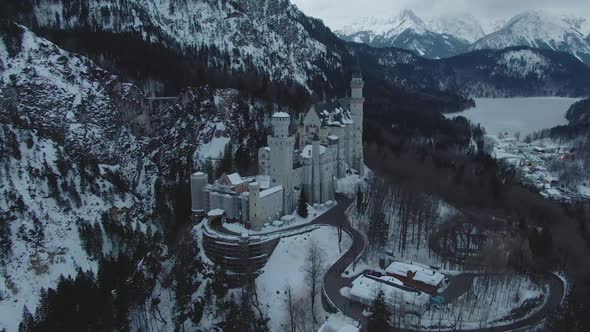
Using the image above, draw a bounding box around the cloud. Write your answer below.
[291,0,590,28]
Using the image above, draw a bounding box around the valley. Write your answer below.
[1,1,590,332]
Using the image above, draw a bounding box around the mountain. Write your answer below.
[0,20,273,331]
[1,0,349,95]
[428,13,485,43]
[355,45,590,99]
[336,10,470,59]
[470,11,590,65]
[566,98,590,126]
[560,14,589,36]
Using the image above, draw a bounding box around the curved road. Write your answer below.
[320,196,565,332]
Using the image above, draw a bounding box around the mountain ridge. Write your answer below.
[470,11,590,65]
[336,10,590,64]
[336,9,470,59]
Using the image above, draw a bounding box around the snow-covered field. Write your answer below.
[255,226,352,332]
[447,98,579,137]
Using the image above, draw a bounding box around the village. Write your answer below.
[488,133,590,202]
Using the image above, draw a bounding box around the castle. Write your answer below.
[191,72,364,229]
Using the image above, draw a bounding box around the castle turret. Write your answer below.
[248,182,260,227]
[350,69,365,175]
[268,112,295,214]
[272,112,290,138]
[190,172,208,214]
[312,134,321,203]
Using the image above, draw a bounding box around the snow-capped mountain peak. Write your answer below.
[336,9,426,37]
[471,11,590,64]
[335,10,469,58]
[428,13,486,43]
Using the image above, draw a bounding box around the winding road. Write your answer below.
[319,195,565,332]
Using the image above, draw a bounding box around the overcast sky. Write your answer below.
[291,0,590,28]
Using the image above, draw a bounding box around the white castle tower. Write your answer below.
[311,134,321,203]
[268,112,295,214]
[349,69,365,175]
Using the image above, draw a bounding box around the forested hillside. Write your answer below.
[0,21,275,331]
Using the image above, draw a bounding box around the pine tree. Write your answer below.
[18,306,34,332]
[367,289,391,332]
[297,192,308,218]
[356,186,364,213]
[0,214,12,263]
[218,143,233,175]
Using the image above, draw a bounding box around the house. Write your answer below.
[385,261,447,295]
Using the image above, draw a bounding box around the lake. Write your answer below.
[445,97,581,137]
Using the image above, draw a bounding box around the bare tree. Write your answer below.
[304,240,325,324]
[293,297,311,332]
[284,284,296,332]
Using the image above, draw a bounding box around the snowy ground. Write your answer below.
[351,195,463,272]
[255,226,352,332]
[317,314,360,332]
[404,274,548,330]
[223,202,334,234]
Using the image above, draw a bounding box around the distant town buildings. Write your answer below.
[191,71,365,229]
[489,134,590,202]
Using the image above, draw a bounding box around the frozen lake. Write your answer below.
[446,98,580,137]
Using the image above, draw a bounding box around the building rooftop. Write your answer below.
[226,172,244,186]
[207,208,225,217]
[386,261,445,287]
[313,101,353,127]
[260,185,283,198]
[273,111,290,118]
[350,275,429,307]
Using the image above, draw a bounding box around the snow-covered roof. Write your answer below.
[207,208,225,217]
[328,135,339,140]
[544,188,562,196]
[300,144,327,159]
[281,215,296,222]
[349,275,430,307]
[313,101,353,127]
[260,185,283,198]
[226,172,244,185]
[386,262,445,286]
[273,112,290,118]
[192,171,205,176]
